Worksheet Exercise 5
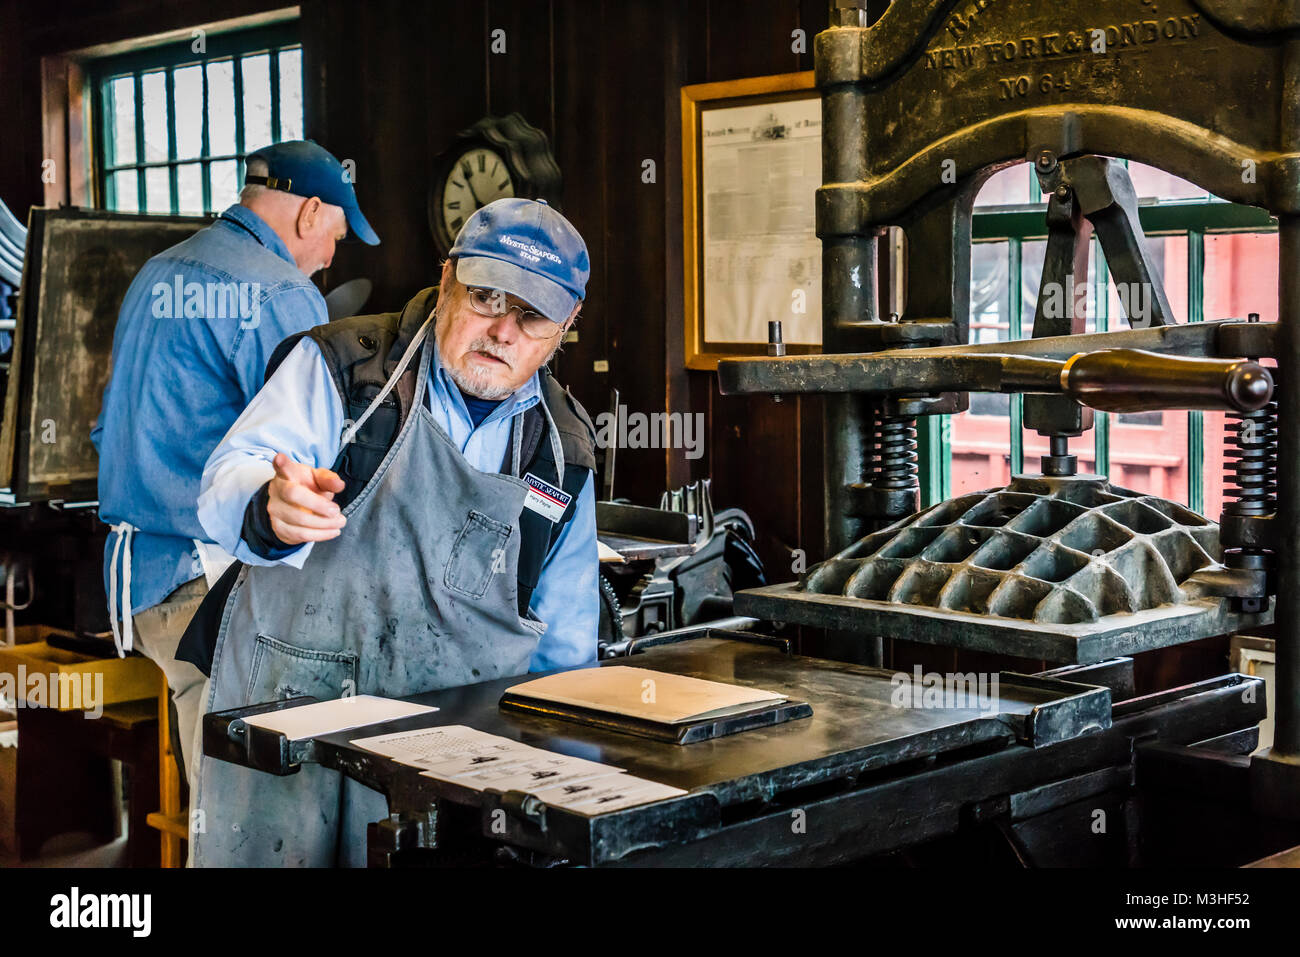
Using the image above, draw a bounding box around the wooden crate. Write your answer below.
[0,641,160,711]
[5,625,74,647]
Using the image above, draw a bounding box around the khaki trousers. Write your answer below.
[130,577,209,785]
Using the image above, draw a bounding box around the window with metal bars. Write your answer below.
[91,22,304,216]
[919,159,1279,521]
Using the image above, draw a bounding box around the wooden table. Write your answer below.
[0,639,163,866]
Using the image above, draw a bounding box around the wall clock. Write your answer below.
[428,113,563,255]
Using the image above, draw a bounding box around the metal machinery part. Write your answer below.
[742,475,1264,663]
[206,633,1282,867]
[717,0,1300,813]
[599,482,767,649]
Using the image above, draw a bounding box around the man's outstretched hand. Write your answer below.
[266,452,347,545]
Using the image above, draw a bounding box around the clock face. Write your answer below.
[441,147,516,240]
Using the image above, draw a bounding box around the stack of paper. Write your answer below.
[505,666,787,725]
[351,725,521,767]
[351,724,686,815]
[239,695,438,739]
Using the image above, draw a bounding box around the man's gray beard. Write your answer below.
[444,362,516,400]
[435,299,564,400]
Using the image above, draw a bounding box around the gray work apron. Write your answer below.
[190,315,546,867]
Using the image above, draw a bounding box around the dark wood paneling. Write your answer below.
[308,0,478,312]
[485,0,554,135]
[703,0,805,83]
[675,0,829,578]
[550,0,610,496]
[593,0,672,505]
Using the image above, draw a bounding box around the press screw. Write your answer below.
[1036,150,1058,173]
[768,319,787,357]
[769,320,786,404]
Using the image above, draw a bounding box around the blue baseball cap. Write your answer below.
[449,198,589,323]
[246,140,380,245]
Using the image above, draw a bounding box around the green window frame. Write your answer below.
[918,161,1278,513]
[90,21,303,215]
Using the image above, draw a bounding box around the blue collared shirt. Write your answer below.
[196,336,599,671]
[91,204,329,615]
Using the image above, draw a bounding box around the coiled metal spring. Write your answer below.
[1223,396,1278,517]
[871,411,918,491]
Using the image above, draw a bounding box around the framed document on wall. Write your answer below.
[681,71,821,371]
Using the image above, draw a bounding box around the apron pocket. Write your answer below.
[445,510,512,599]
[245,633,360,704]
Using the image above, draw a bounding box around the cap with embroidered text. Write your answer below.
[449,198,589,323]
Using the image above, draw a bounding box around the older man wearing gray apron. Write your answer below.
[183,199,599,866]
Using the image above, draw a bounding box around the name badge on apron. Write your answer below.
[522,473,572,523]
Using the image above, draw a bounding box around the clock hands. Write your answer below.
[460,160,486,210]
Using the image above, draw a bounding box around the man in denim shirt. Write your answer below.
[91,140,378,782]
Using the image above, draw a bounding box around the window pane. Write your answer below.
[1127,160,1208,202]
[1101,234,1189,326]
[1205,232,1279,322]
[241,53,272,151]
[140,70,169,163]
[951,241,1013,495]
[173,65,204,160]
[1108,409,1190,502]
[1203,409,1228,521]
[1017,237,1102,337]
[969,241,1010,345]
[112,170,139,212]
[1019,239,1046,337]
[145,166,170,213]
[210,159,239,209]
[278,48,304,140]
[108,75,137,166]
[976,164,1035,207]
[177,162,203,213]
[207,60,236,155]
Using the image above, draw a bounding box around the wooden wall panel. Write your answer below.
[549,0,610,445]
[674,0,829,578]
[590,0,672,505]
[305,0,471,312]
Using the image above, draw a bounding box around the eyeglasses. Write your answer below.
[464,286,566,340]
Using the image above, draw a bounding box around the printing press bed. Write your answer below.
[203,630,1282,867]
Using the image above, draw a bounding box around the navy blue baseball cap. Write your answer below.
[246,140,380,245]
[449,198,589,323]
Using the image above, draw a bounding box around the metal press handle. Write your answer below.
[1058,349,1274,413]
